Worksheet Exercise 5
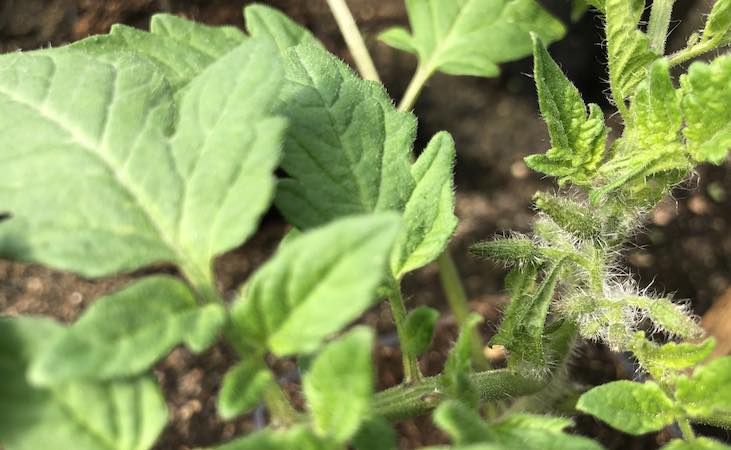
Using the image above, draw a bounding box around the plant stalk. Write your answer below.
[667,39,719,67]
[397,64,433,111]
[388,282,423,383]
[647,0,675,55]
[325,0,381,82]
[678,418,696,441]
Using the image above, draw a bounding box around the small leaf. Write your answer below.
[434,400,491,444]
[442,314,482,408]
[0,317,168,450]
[533,193,602,240]
[470,236,538,266]
[704,0,731,44]
[490,414,604,450]
[231,214,399,356]
[71,14,246,92]
[213,426,337,450]
[525,36,607,187]
[681,55,731,164]
[662,437,731,450]
[577,380,676,435]
[217,361,274,420]
[624,295,703,340]
[29,276,225,385]
[303,327,374,443]
[404,306,440,356]
[353,417,398,450]
[245,3,320,52]
[379,0,565,78]
[631,334,715,379]
[391,132,458,278]
[490,265,538,348]
[676,356,731,422]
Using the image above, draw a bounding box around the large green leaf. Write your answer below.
[303,327,374,443]
[29,276,225,385]
[71,14,246,92]
[379,0,565,78]
[577,380,676,435]
[676,356,731,423]
[231,214,399,356]
[0,38,285,282]
[524,36,607,187]
[0,317,167,450]
[681,55,731,164]
[274,43,455,278]
[245,3,320,52]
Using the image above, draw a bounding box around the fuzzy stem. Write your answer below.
[667,39,720,67]
[397,64,434,111]
[325,0,381,82]
[647,0,675,55]
[678,418,696,441]
[388,282,423,383]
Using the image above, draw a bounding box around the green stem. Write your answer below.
[397,64,434,111]
[388,282,423,383]
[263,380,302,426]
[647,0,675,55]
[325,0,381,82]
[667,39,720,67]
[678,418,696,441]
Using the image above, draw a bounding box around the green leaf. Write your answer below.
[391,132,458,278]
[525,36,607,187]
[0,317,167,450]
[570,0,590,22]
[0,38,285,281]
[605,0,659,105]
[470,236,539,265]
[213,426,337,450]
[378,0,565,78]
[303,327,374,443]
[577,380,676,435]
[442,314,482,408]
[274,43,455,277]
[71,14,246,92]
[245,3,320,52]
[704,0,731,44]
[631,334,715,379]
[593,59,689,202]
[434,400,491,444]
[623,295,703,340]
[676,356,731,423]
[662,437,731,450]
[231,214,399,356]
[403,306,440,356]
[353,417,398,450]
[217,361,274,420]
[490,265,538,348]
[29,276,225,385]
[681,55,731,164]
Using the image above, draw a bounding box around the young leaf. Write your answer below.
[524,36,607,187]
[662,437,731,450]
[442,314,482,408]
[0,317,167,450]
[213,426,337,450]
[604,0,659,105]
[29,276,225,385]
[704,0,731,44]
[681,55,731,164]
[490,265,538,349]
[675,356,731,422]
[0,38,285,281]
[353,417,398,450]
[303,327,374,443]
[630,334,715,379]
[403,306,440,356]
[231,214,399,356]
[378,0,565,78]
[71,14,246,92]
[245,3,320,52]
[217,360,274,420]
[433,400,492,444]
[577,380,676,435]
[470,235,539,266]
[391,132,458,278]
[274,43,455,277]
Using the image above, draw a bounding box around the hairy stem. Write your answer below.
[325,0,381,82]
[647,0,675,55]
[389,282,423,382]
[667,39,720,67]
[397,64,434,111]
[678,418,696,441]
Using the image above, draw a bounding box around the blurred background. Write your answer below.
[1,1,730,449]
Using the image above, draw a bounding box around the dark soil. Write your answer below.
[2,1,730,449]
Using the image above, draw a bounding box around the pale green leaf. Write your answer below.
[29,276,225,385]
[631,334,715,379]
[0,38,285,281]
[681,55,731,164]
[623,295,703,339]
[379,0,565,78]
[605,0,659,104]
[442,314,482,407]
[676,356,731,422]
[303,327,374,443]
[71,14,246,92]
[704,0,731,44]
[403,306,440,356]
[0,317,167,450]
[663,437,731,450]
[231,214,399,356]
[525,36,607,187]
[577,380,676,435]
[217,361,274,420]
[391,132,457,278]
[570,0,589,22]
[213,426,336,450]
[245,3,320,52]
[353,417,398,450]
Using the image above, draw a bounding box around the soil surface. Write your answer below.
[2,1,731,449]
